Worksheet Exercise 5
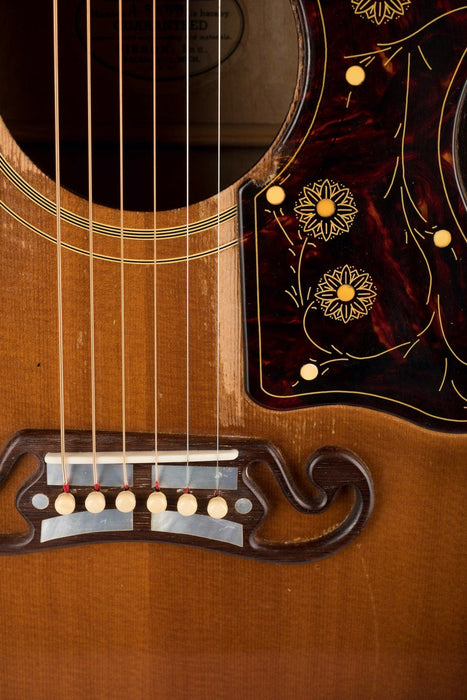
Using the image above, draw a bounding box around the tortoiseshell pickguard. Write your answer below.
[239,0,467,431]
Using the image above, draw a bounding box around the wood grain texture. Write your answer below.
[0,0,465,698]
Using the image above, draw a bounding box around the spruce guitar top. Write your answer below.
[0,2,464,699]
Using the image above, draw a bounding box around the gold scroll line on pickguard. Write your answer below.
[0,200,238,264]
[257,388,467,424]
[0,154,237,240]
[344,6,467,60]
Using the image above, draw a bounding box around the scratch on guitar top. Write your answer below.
[279,172,291,185]
[320,522,341,536]
[358,550,380,700]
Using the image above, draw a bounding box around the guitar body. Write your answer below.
[0,1,465,698]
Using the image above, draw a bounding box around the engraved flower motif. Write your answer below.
[315,265,377,323]
[294,179,357,242]
[350,0,411,25]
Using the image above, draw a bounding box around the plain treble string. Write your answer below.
[185,0,191,492]
[153,0,159,488]
[118,0,129,490]
[86,0,98,492]
[215,0,222,494]
[52,0,67,490]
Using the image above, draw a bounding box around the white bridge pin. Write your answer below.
[207,495,228,520]
[85,489,106,514]
[177,492,198,517]
[147,490,167,514]
[54,491,75,515]
[115,489,136,513]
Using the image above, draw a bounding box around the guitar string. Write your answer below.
[153,0,159,488]
[52,0,67,489]
[215,0,222,494]
[185,0,191,492]
[86,0,98,489]
[119,0,129,488]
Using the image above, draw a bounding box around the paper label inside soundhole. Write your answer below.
[76,0,245,81]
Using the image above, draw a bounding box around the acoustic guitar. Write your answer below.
[0,1,465,697]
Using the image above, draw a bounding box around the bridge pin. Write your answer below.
[147,490,167,514]
[85,490,106,514]
[177,492,198,517]
[208,496,229,520]
[207,495,228,520]
[54,491,76,515]
[115,489,136,513]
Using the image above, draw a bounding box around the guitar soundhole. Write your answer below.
[0,0,298,212]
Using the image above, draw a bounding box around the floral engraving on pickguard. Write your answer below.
[294,179,357,241]
[350,0,411,25]
[315,265,377,324]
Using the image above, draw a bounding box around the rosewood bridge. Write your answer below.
[0,430,374,563]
